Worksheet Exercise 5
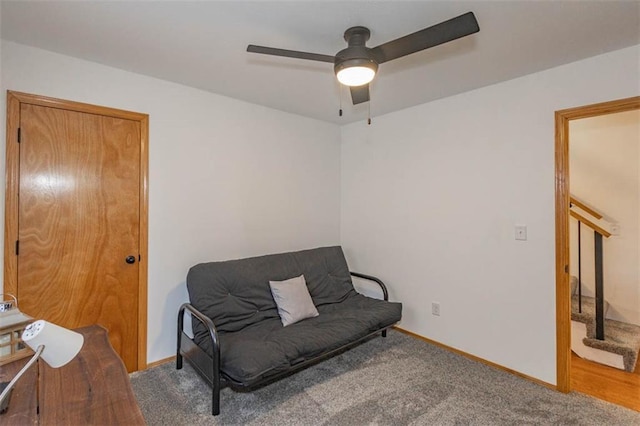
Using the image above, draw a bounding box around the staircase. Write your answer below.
[571,276,640,372]
[569,196,640,373]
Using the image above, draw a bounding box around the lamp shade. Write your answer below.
[334,57,378,87]
[22,320,84,368]
[336,66,375,86]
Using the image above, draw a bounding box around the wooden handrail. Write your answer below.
[570,196,603,220]
[570,210,611,238]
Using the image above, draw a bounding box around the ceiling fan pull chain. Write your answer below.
[338,83,343,117]
[367,99,371,125]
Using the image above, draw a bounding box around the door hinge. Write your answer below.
[15,240,19,255]
[565,264,569,273]
[17,128,21,143]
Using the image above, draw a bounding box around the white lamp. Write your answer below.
[335,58,378,87]
[0,320,84,411]
[336,66,376,86]
[21,320,83,368]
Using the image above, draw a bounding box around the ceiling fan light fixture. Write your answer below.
[335,58,378,86]
[336,66,375,86]
[248,12,480,105]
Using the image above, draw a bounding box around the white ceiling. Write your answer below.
[1,1,639,124]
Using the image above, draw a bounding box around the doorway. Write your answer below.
[555,96,640,408]
[4,91,149,372]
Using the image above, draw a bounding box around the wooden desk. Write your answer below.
[0,325,144,425]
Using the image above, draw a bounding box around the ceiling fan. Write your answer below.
[247,12,479,106]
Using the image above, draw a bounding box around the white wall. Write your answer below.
[0,41,342,363]
[2,35,639,386]
[340,45,640,385]
[570,111,640,325]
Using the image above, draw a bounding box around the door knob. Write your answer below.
[125,256,136,264]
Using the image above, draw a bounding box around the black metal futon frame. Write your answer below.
[176,272,392,416]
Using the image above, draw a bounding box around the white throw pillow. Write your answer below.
[269,274,319,327]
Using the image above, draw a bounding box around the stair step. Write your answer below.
[582,318,640,372]
[571,293,610,324]
[569,276,640,373]
[571,321,625,370]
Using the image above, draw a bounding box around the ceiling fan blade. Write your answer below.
[371,12,479,64]
[350,85,370,105]
[247,45,335,63]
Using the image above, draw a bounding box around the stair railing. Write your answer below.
[570,197,605,314]
[569,196,611,341]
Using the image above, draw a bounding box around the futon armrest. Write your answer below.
[177,303,222,416]
[350,271,389,301]
[178,303,221,362]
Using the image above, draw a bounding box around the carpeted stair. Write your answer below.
[571,276,640,372]
[570,277,609,324]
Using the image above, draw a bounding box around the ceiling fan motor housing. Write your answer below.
[334,26,378,76]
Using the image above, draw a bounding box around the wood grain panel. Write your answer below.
[0,326,144,424]
[556,96,640,121]
[571,353,640,412]
[17,105,140,372]
[0,357,38,425]
[555,109,571,393]
[4,91,149,372]
[137,116,149,370]
[39,326,145,424]
[3,93,21,299]
[6,91,147,121]
[569,196,603,220]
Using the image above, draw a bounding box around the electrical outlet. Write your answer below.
[432,302,440,316]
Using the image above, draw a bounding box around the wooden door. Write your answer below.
[4,92,148,372]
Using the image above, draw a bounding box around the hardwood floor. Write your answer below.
[571,352,640,412]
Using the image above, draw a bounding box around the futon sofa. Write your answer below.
[176,246,402,415]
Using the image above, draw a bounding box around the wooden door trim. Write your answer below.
[4,90,149,370]
[554,95,640,393]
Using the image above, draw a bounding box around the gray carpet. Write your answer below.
[130,330,640,425]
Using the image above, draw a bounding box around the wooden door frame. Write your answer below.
[4,90,149,371]
[554,95,640,392]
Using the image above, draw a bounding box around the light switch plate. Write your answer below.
[515,225,527,241]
